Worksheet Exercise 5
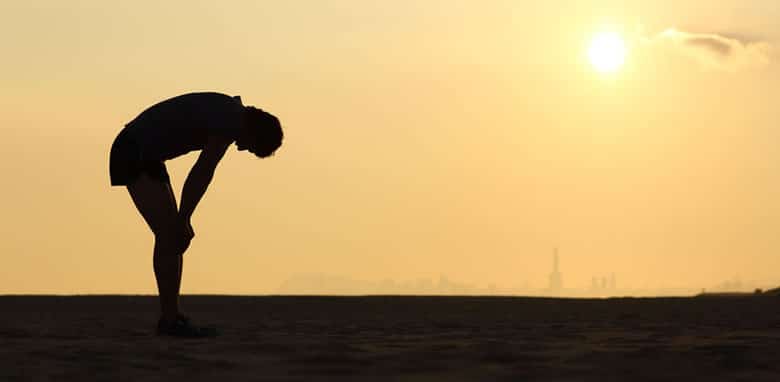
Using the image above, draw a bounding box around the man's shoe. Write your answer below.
[156,315,219,338]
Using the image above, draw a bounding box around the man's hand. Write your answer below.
[180,215,195,241]
[164,215,194,255]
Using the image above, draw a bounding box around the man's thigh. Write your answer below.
[126,172,179,236]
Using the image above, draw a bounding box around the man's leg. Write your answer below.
[162,178,187,300]
[127,173,189,323]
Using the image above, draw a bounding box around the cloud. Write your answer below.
[643,29,772,71]
[684,36,732,57]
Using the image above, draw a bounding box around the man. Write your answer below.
[109,92,283,337]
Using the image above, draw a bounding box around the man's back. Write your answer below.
[125,92,244,161]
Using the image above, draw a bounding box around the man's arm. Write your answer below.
[179,136,231,221]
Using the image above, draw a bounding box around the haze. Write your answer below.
[2,1,780,295]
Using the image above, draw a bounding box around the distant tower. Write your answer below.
[548,247,562,293]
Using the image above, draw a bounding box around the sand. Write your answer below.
[2,295,780,381]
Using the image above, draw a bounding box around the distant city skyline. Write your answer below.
[275,270,772,298]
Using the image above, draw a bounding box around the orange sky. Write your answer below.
[1,1,779,294]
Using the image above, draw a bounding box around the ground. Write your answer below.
[2,295,780,381]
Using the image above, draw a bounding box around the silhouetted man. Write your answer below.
[110,92,283,337]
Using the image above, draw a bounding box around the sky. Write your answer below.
[1,0,779,295]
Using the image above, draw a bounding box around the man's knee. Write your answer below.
[154,231,190,256]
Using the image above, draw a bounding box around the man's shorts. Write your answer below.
[109,128,170,186]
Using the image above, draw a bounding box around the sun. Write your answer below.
[588,32,627,73]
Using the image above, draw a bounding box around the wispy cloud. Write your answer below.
[642,29,772,71]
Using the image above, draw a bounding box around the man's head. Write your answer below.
[238,107,284,158]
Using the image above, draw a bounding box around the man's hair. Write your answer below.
[244,107,283,158]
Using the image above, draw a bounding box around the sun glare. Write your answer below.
[588,32,627,73]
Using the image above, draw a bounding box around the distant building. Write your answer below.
[590,273,617,295]
[548,248,562,293]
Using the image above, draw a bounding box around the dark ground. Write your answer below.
[2,295,780,381]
